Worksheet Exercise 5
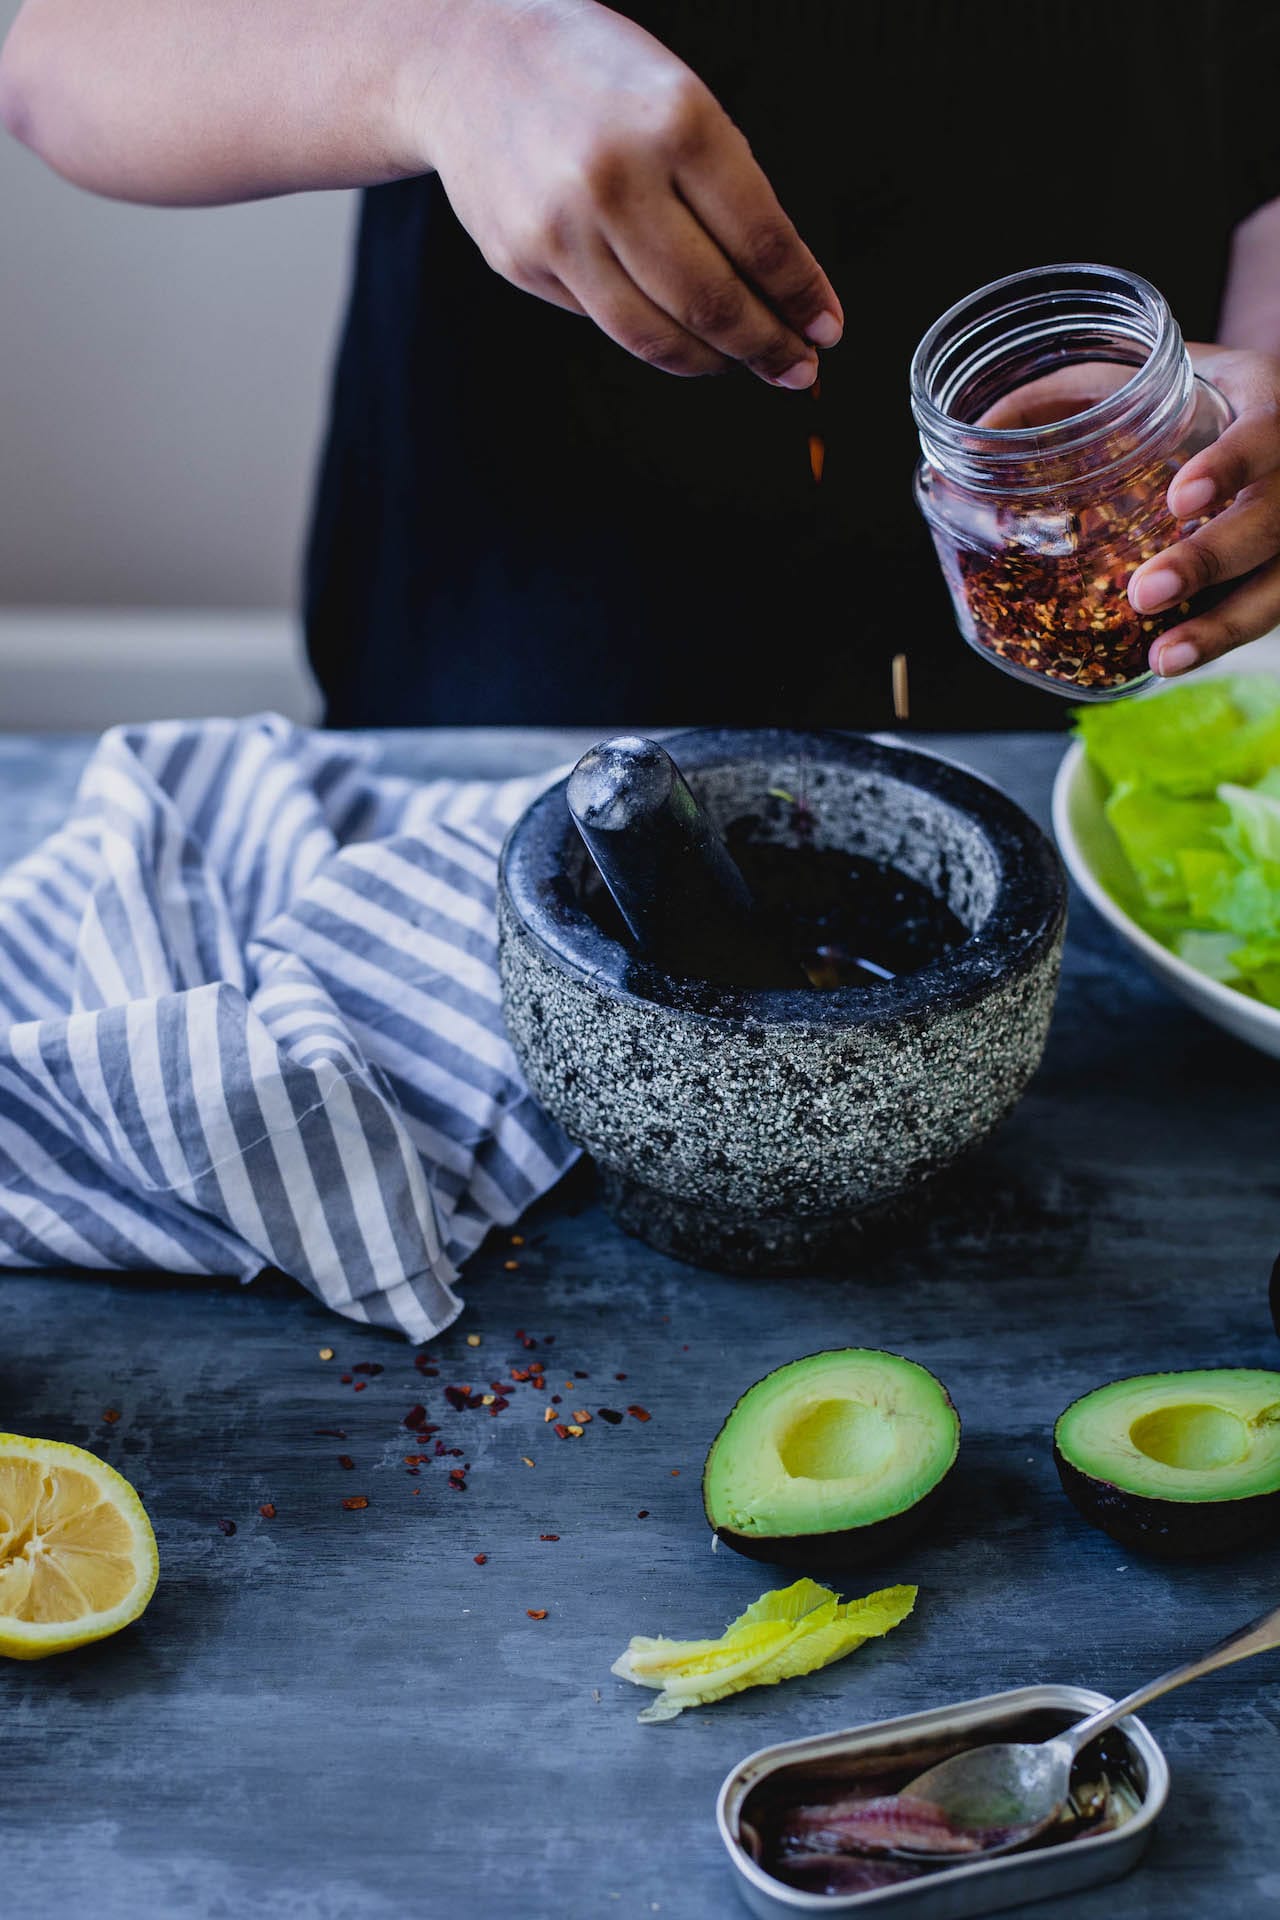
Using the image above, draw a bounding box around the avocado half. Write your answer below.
[702,1349,960,1568]
[1055,1368,1280,1557]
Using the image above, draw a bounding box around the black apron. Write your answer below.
[305,0,1280,730]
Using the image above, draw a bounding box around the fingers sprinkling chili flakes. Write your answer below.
[342,1495,370,1511]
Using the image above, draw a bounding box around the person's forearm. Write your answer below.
[0,0,486,204]
[1219,197,1280,360]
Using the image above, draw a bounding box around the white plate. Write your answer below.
[1052,734,1280,1060]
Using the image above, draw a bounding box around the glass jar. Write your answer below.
[910,263,1232,700]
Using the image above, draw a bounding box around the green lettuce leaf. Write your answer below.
[1103,783,1228,911]
[611,1578,916,1723]
[1075,676,1280,796]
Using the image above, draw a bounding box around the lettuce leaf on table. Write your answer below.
[611,1577,916,1723]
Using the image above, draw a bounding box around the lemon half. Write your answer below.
[0,1434,159,1659]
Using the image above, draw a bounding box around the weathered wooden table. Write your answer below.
[4,728,1279,1920]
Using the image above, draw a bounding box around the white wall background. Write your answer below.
[0,0,356,723]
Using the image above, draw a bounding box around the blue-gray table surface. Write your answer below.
[3,727,1279,1920]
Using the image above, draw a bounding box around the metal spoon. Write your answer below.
[891,1599,1280,1859]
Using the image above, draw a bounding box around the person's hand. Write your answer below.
[415,0,841,387]
[1130,345,1280,676]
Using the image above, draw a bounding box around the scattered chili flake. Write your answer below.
[572,1410,592,1424]
[637,1510,649,1519]
[522,1456,536,1468]
[615,1373,627,1382]
[670,1469,680,1476]
[511,1367,530,1382]
[102,1409,121,1424]
[448,1470,468,1491]
[404,1404,428,1429]
[544,1407,559,1423]
[314,1427,347,1439]
[444,1385,471,1412]
[628,1406,651,1423]
[554,1424,571,1440]
[527,1609,548,1620]
[551,1394,562,1405]
[503,1259,519,1272]
[682,1344,690,1353]
[217,1518,237,1536]
[474,1553,488,1565]
[466,1334,482,1348]
[352,1361,383,1376]
[259,1503,277,1519]
[318,1347,334,1361]
[544,1336,556,1347]
[566,1425,584,1438]
[490,1396,510,1413]
[540,1533,560,1542]
[466,1392,486,1410]
[339,1454,356,1470]
[342,1495,369,1511]
[521,1336,538,1350]
[511,1234,525,1246]
[574,1370,589,1379]
[353,1381,367,1392]
[341,1374,353,1384]
[597,1408,624,1425]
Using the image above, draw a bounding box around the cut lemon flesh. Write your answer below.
[0,1434,158,1659]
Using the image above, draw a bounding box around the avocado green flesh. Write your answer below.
[1056,1369,1280,1504]
[703,1349,959,1542]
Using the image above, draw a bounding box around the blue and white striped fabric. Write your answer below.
[0,714,577,1340]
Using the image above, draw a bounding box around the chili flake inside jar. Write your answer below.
[911,263,1231,700]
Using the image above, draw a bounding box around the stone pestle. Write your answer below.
[566,735,801,989]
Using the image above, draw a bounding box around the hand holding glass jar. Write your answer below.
[911,265,1280,701]
[1129,342,1280,679]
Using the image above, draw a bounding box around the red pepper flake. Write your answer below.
[474,1553,488,1565]
[444,1385,471,1412]
[503,1260,519,1272]
[489,1398,509,1416]
[448,1470,467,1491]
[353,1381,367,1392]
[465,1393,486,1409]
[543,1407,558,1424]
[511,1234,525,1246]
[510,1367,530,1382]
[527,1608,548,1620]
[597,1408,624,1425]
[217,1518,237,1536]
[543,1336,556,1347]
[339,1454,356,1470]
[314,1427,348,1439]
[259,1503,277,1519]
[520,1336,538,1350]
[572,1410,592,1424]
[418,1423,441,1437]
[539,1533,560,1541]
[682,1344,690,1352]
[670,1469,680,1476]
[637,1510,650,1519]
[341,1374,353,1384]
[522,1456,535,1468]
[553,1423,570,1440]
[574,1370,589,1379]
[404,1404,428,1429]
[352,1362,384,1376]
[102,1409,121,1424]
[628,1405,651,1423]
[342,1495,369,1511]
[615,1373,627,1382]
[551,1394,562,1405]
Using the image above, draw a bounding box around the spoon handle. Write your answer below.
[1065,1598,1280,1758]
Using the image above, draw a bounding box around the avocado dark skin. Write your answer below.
[1053,1447,1280,1558]
[704,1478,952,1571]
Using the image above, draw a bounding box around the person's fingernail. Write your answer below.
[805,311,842,348]
[1172,474,1216,515]
[1156,639,1199,676]
[774,359,818,390]
[1132,566,1182,611]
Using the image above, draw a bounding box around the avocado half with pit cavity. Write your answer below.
[1055,1368,1280,1557]
[702,1349,960,1568]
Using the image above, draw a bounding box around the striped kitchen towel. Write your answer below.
[0,714,578,1340]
